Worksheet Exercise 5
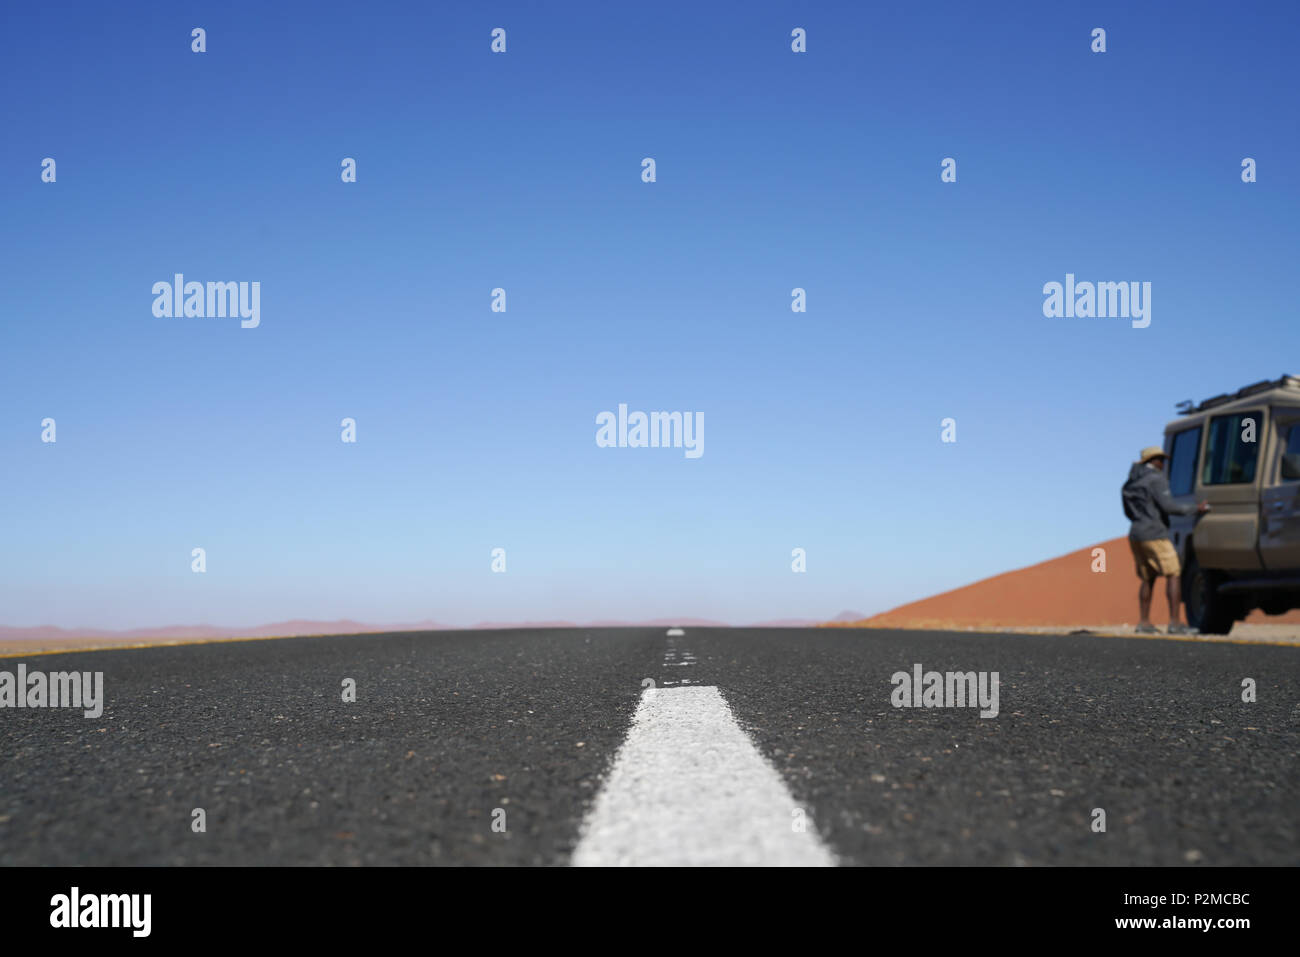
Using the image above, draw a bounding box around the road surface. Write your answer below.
[1,627,1295,865]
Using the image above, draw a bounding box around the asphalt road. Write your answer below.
[1,627,1295,865]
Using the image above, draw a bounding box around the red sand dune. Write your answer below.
[837,537,1300,631]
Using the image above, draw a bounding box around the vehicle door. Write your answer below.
[1193,408,1266,570]
[1260,410,1300,569]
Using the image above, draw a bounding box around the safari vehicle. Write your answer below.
[1163,374,1300,633]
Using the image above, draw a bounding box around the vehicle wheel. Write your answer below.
[1183,556,1241,635]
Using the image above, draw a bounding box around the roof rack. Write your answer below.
[1180,374,1300,414]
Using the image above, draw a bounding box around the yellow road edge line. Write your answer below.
[0,631,366,659]
[4,624,1297,659]
[824,624,1298,647]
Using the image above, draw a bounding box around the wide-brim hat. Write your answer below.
[1137,446,1168,464]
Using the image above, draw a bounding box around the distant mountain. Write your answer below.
[827,610,867,623]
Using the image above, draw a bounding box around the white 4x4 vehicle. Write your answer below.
[1162,375,1300,633]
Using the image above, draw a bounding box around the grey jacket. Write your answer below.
[1122,462,1197,541]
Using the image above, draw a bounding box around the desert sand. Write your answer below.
[830,536,1300,644]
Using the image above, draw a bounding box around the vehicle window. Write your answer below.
[1166,426,1200,496]
[1202,411,1262,485]
[1281,424,1300,482]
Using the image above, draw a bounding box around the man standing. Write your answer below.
[1122,446,1210,635]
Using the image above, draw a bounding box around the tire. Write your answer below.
[1183,556,1241,635]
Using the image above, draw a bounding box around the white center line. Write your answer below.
[571,686,837,866]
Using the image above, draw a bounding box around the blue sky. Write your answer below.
[2,1,1298,629]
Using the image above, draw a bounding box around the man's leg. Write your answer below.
[1167,574,1183,625]
[1131,538,1159,633]
[1138,579,1153,626]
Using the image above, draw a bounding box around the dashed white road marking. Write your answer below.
[661,628,696,686]
[571,685,836,866]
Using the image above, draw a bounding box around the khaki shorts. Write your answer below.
[1130,537,1180,582]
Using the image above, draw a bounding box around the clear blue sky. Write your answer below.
[2,1,1297,630]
